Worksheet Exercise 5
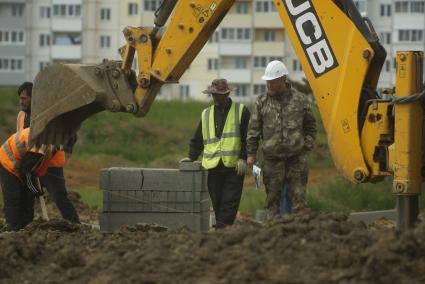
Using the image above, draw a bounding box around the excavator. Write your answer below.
[29,0,424,230]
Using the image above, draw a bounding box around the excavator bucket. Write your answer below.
[29,61,137,148]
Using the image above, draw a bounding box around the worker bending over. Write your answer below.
[16,82,80,223]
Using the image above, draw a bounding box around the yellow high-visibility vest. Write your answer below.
[201,102,244,169]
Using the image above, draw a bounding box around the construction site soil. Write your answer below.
[1,203,425,284]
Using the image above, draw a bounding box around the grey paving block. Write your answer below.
[100,167,207,192]
[349,209,397,224]
[100,167,210,215]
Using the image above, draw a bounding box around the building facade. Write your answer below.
[1,0,425,98]
[0,0,26,85]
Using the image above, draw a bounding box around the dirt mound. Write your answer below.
[0,212,425,283]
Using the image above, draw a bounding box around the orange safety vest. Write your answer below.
[0,128,52,179]
[16,111,66,168]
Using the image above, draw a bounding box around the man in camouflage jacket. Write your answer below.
[247,61,316,217]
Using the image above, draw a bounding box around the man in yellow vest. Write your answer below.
[181,79,250,228]
[16,82,80,223]
[0,128,54,230]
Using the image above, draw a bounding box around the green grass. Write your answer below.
[239,189,266,216]
[73,100,209,166]
[0,86,333,169]
[71,188,102,209]
[307,178,425,213]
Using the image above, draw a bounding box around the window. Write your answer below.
[100,8,111,20]
[75,5,81,16]
[234,85,248,97]
[264,30,276,42]
[235,58,248,69]
[207,58,218,70]
[53,4,81,17]
[12,4,24,17]
[208,31,220,43]
[293,59,303,72]
[221,28,250,41]
[411,29,423,41]
[254,84,266,95]
[380,4,392,16]
[398,30,409,41]
[128,3,138,15]
[385,60,391,72]
[253,56,283,68]
[353,1,366,13]
[0,30,25,45]
[236,2,248,14]
[379,32,391,44]
[179,85,190,99]
[40,6,51,18]
[411,1,425,12]
[144,0,163,12]
[39,61,50,71]
[39,34,51,47]
[100,35,111,48]
[395,1,409,12]
[255,1,276,13]
[60,4,66,16]
[398,29,423,42]
[11,31,17,43]
[0,58,24,72]
[53,33,80,45]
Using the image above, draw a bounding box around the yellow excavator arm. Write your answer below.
[30,0,385,180]
[30,0,423,228]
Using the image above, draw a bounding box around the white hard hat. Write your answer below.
[261,60,289,81]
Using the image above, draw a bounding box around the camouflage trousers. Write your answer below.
[263,155,308,217]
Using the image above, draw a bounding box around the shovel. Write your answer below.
[36,177,49,221]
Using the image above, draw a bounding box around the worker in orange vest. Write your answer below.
[16,82,80,223]
[0,128,55,230]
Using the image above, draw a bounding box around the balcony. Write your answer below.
[253,41,284,55]
[219,42,251,56]
[253,14,282,28]
[52,18,82,32]
[220,14,252,27]
[219,69,251,84]
[51,45,82,60]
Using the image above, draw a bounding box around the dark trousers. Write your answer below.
[0,165,34,230]
[40,167,80,223]
[208,169,244,228]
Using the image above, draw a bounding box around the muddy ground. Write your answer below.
[1,207,425,284]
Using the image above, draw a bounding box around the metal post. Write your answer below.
[392,51,423,230]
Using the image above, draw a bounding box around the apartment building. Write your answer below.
[0,0,314,99]
[0,0,26,85]
[2,0,425,97]
[336,0,425,88]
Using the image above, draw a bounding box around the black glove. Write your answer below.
[25,173,44,197]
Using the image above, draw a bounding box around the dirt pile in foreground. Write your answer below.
[0,212,424,284]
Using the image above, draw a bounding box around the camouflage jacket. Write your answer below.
[247,88,316,159]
